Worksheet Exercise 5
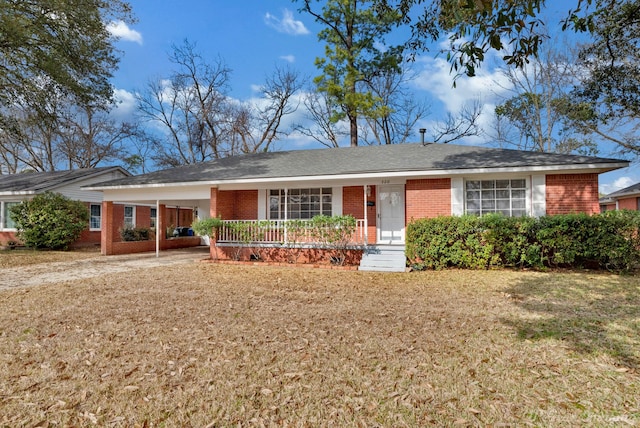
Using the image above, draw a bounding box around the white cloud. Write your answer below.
[107,20,143,44]
[600,176,636,195]
[413,55,509,114]
[111,88,137,119]
[280,55,296,63]
[264,9,309,35]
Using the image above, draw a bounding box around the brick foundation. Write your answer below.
[211,245,363,266]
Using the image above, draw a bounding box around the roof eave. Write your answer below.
[88,161,628,191]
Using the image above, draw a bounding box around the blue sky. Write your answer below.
[107,0,637,194]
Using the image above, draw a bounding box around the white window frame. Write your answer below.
[268,188,333,220]
[124,205,135,228]
[89,204,102,231]
[150,207,157,229]
[1,201,19,230]
[464,178,529,217]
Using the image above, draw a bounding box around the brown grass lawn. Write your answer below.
[0,257,638,427]
[0,248,99,269]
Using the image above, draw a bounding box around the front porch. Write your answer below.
[211,218,368,266]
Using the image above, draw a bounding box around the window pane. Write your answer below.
[4,202,18,228]
[495,180,510,189]
[482,200,495,210]
[322,188,332,194]
[90,204,101,229]
[512,189,526,199]
[467,200,480,210]
[466,181,480,190]
[496,190,510,199]
[466,190,480,200]
[481,180,495,189]
[482,190,495,199]
[512,200,526,209]
[496,200,510,210]
[511,179,526,188]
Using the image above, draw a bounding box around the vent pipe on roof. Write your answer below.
[419,128,426,145]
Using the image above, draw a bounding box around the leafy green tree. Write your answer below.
[297,0,404,146]
[10,192,89,250]
[568,0,640,156]
[492,44,598,154]
[0,0,133,115]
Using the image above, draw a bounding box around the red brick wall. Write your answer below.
[0,231,18,245]
[617,197,639,211]
[108,236,201,255]
[213,189,258,220]
[343,186,364,218]
[342,186,376,244]
[546,174,600,215]
[213,245,363,265]
[406,178,451,221]
[234,190,258,220]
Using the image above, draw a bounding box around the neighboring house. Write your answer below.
[0,167,131,248]
[599,181,640,212]
[88,143,628,270]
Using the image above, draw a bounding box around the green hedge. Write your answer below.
[406,211,640,272]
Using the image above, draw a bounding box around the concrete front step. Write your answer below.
[358,245,406,272]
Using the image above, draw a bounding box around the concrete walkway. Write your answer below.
[0,247,211,290]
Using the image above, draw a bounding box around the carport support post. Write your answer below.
[156,200,160,258]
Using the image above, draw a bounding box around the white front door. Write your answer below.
[377,184,405,244]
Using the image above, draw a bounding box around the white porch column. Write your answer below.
[364,185,369,245]
[156,199,160,258]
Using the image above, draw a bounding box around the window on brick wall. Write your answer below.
[150,208,157,229]
[465,179,527,217]
[1,201,19,229]
[90,204,101,230]
[124,206,135,227]
[269,188,332,219]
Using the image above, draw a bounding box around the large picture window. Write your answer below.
[466,179,527,217]
[90,204,101,230]
[269,188,332,219]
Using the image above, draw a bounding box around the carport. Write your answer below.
[88,183,213,257]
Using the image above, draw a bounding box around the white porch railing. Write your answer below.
[217,219,366,245]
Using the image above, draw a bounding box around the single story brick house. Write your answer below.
[88,143,628,270]
[0,167,197,250]
[0,167,131,248]
[600,181,640,212]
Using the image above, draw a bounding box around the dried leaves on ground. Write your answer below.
[0,260,638,427]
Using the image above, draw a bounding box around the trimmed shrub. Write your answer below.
[407,212,640,272]
[9,192,89,250]
[120,226,152,242]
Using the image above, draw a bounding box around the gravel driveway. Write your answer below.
[0,247,211,290]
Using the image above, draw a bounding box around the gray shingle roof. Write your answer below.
[91,143,628,188]
[0,166,129,194]
[604,181,640,198]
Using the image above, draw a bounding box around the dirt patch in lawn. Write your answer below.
[0,247,210,290]
[0,262,638,426]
